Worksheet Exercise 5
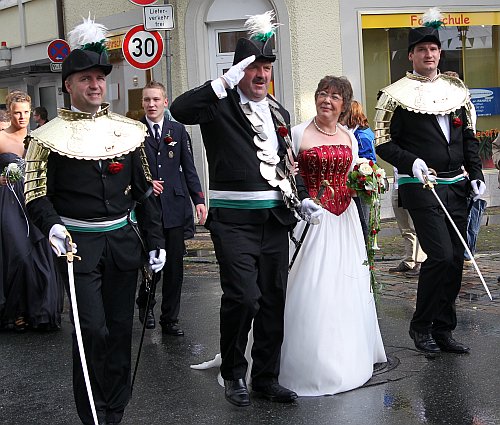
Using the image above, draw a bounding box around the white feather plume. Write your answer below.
[244,10,280,40]
[67,13,108,50]
[422,7,443,26]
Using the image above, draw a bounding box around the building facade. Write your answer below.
[1,0,498,214]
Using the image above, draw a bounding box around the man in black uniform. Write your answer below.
[24,18,165,425]
[171,12,321,407]
[136,80,206,335]
[375,12,484,355]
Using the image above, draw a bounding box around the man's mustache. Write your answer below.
[252,78,266,84]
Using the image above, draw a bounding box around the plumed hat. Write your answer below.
[408,8,443,53]
[233,11,279,65]
[62,15,112,93]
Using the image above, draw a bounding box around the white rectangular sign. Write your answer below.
[143,4,174,31]
[50,62,62,72]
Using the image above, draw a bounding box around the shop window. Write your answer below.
[361,11,500,170]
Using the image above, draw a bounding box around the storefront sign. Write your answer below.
[106,34,125,51]
[470,87,500,117]
[361,11,500,29]
[143,5,174,31]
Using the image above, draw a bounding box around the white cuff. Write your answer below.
[211,79,228,99]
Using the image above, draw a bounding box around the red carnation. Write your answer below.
[277,126,288,137]
[452,117,462,128]
[108,161,124,174]
[164,135,173,143]
[371,228,378,235]
[369,160,374,166]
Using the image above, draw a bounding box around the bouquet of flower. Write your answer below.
[1,159,25,183]
[347,158,388,296]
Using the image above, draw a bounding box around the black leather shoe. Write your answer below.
[224,379,250,407]
[162,322,184,336]
[434,335,470,354]
[389,262,412,273]
[409,329,441,354]
[139,308,156,329]
[252,382,298,403]
[404,263,421,278]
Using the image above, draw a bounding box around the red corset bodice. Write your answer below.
[298,145,353,216]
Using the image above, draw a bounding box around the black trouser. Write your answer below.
[209,215,289,385]
[59,249,138,425]
[408,191,467,337]
[137,226,184,325]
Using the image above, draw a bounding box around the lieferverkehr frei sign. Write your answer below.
[143,4,174,31]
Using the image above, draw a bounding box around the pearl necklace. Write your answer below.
[313,117,337,136]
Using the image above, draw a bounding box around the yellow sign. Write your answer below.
[106,34,125,51]
[361,11,500,29]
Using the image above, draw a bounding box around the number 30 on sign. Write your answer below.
[122,25,164,70]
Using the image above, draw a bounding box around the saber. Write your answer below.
[131,260,157,395]
[289,180,330,271]
[54,233,99,425]
[423,174,492,300]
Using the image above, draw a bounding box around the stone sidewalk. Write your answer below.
[185,209,500,313]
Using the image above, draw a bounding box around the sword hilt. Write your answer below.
[423,168,438,191]
[64,233,81,263]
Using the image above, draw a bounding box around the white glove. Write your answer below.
[471,179,486,201]
[300,198,324,225]
[221,55,255,89]
[49,224,77,256]
[412,158,435,184]
[149,249,166,273]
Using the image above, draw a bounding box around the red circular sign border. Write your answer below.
[47,38,71,63]
[122,25,164,70]
[128,0,158,6]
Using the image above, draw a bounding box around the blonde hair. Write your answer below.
[6,90,32,111]
[143,81,167,99]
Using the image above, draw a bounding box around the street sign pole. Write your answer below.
[164,1,173,103]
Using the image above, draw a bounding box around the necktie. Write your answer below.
[153,123,161,144]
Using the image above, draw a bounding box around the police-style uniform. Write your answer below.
[136,116,205,328]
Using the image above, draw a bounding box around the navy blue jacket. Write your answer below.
[141,116,205,229]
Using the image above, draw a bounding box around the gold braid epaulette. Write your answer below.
[24,135,51,204]
[374,92,399,147]
[373,74,473,147]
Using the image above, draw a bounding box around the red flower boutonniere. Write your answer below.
[277,125,289,138]
[164,134,173,144]
[108,161,124,175]
[452,117,463,128]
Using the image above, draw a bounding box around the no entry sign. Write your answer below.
[122,25,164,70]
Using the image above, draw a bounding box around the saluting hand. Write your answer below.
[220,55,256,89]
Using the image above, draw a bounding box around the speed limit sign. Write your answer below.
[122,25,164,70]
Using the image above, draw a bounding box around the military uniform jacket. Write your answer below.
[376,83,484,209]
[141,116,205,229]
[27,137,164,273]
[170,82,309,225]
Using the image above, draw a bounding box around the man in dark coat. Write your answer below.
[170,12,322,408]
[375,19,484,355]
[24,18,165,425]
[136,80,206,335]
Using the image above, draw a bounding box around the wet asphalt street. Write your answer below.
[1,223,500,425]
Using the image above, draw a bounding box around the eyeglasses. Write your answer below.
[317,91,343,102]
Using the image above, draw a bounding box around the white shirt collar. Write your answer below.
[146,116,164,134]
[237,87,269,113]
